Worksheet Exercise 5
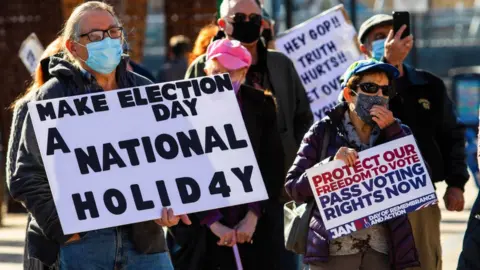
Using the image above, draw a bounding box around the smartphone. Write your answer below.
[392,11,410,38]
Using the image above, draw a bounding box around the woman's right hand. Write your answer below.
[334,147,358,166]
[154,208,191,227]
[210,221,237,247]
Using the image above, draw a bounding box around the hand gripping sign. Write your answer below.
[275,4,362,121]
[306,135,437,239]
[27,74,268,234]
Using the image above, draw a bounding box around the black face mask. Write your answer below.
[231,21,261,44]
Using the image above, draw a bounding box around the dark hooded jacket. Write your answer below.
[7,55,166,266]
[388,64,468,189]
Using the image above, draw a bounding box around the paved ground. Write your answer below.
[0,213,26,270]
[0,175,478,270]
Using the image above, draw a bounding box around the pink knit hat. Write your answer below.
[206,39,252,70]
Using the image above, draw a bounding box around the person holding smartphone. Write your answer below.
[354,13,468,270]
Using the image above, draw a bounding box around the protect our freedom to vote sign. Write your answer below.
[27,74,268,234]
[306,135,438,239]
[275,5,362,121]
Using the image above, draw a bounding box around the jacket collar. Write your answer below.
[78,66,93,81]
[325,102,387,147]
[403,64,428,86]
[326,102,349,127]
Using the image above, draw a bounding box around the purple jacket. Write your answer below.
[285,104,420,270]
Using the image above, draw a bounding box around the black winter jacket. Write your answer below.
[389,64,468,189]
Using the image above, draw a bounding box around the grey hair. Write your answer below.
[61,1,120,63]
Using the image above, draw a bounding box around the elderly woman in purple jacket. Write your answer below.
[285,59,420,270]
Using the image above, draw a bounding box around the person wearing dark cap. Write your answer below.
[286,59,419,270]
[356,14,468,270]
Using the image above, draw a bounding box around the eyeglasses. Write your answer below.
[357,82,392,96]
[79,26,123,42]
[231,13,262,25]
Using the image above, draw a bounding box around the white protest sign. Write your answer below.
[27,74,268,234]
[275,5,362,121]
[306,135,437,239]
[18,33,44,74]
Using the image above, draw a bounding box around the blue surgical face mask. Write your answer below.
[77,37,122,74]
[371,39,386,61]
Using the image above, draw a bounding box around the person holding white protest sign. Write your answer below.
[184,0,312,269]
[286,59,419,270]
[169,38,284,270]
[356,14,468,270]
[7,2,190,269]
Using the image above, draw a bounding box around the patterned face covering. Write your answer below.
[352,90,389,126]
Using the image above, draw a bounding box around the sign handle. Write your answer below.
[233,244,243,270]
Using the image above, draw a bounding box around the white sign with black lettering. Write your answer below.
[275,5,362,121]
[28,74,268,234]
[18,33,44,74]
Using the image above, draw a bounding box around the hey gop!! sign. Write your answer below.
[306,135,437,239]
[28,74,268,234]
[275,5,362,121]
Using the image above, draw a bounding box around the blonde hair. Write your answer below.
[204,59,249,89]
[61,1,121,64]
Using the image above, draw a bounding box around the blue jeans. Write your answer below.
[59,227,173,270]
